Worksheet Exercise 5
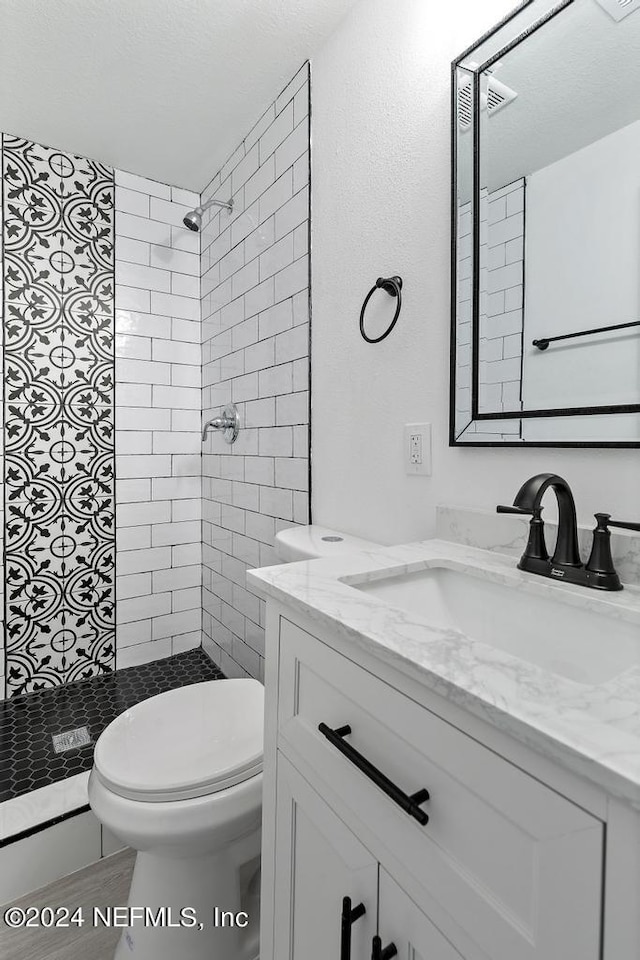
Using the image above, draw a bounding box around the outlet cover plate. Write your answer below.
[404,423,432,476]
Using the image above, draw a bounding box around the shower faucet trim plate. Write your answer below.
[202,404,240,444]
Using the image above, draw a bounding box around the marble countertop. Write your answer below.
[247,539,640,809]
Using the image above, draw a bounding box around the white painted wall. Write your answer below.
[311,0,640,545]
[523,117,640,415]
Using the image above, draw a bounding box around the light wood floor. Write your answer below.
[0,849,136,960]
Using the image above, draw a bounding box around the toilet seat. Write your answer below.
[93,679,264,802]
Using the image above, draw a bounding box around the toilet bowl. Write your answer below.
[275,524,380,562]
[88,678,263,960]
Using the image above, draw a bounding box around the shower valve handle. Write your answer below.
[202,404,240,444]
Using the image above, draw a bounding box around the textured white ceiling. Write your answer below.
[0,0,357,189]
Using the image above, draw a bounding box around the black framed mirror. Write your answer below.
[450,0,640,446]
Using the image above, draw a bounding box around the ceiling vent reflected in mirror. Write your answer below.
[451,0,640,447]
[457,74,518,130]
[594,0,640,21]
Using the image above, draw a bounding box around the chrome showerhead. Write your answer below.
[182,196,233,232]
[183,209,202,231]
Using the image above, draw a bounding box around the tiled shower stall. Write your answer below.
[0,62,310,701]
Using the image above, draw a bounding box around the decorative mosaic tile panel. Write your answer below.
[2,135,115,696]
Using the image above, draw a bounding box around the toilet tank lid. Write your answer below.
[275,524,379,559]
[93,679,264,802]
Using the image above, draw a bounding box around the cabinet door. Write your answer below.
[378,869,467,960]
[278,618,603,960]
[272,753,378,960]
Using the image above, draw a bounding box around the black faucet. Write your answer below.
[497,473,640,591]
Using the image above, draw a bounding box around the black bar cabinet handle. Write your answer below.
[372,934,398,960]
[341,896,366,960]
[318,723,430,825]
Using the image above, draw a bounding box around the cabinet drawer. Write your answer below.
[278,617,603,960]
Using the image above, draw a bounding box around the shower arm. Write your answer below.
[198,196,233,215]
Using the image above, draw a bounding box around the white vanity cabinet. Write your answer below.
[272,753,465,960]
[272,754,378,960]
[258,604,640,960]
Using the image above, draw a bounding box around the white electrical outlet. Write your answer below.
[404,423,432,476]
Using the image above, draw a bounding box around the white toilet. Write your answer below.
[88,679,264,960]
[89,527,378,960]
[275,524,379,562]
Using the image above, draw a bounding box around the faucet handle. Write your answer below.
[585,514,627,590]
[598,514,640,533]
[497,505,548,562]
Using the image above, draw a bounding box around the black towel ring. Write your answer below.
[359,276,403,343]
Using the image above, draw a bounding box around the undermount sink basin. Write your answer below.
[352,565,640,686]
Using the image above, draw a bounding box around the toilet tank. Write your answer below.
[274,525,380,562]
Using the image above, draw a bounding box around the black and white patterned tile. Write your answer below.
[2,134,116,696]
[5,406,114,492]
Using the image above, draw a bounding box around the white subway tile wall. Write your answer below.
[201,63,311,681]
[479,180,525,417]
[115,171,203,668]
[455,179,525,442]
[0,181,3,698]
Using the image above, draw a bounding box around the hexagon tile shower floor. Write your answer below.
[0,650,224,807]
